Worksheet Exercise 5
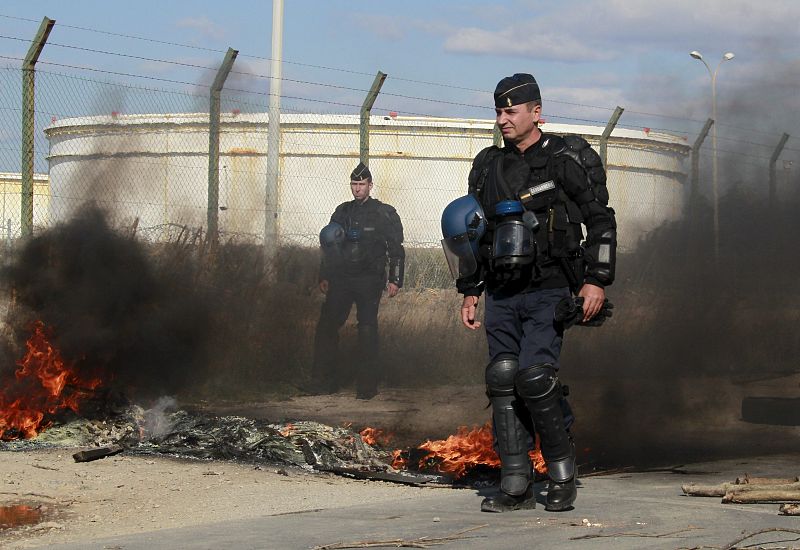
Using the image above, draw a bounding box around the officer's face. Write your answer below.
[350,178,373,201]
[495,102,541,144]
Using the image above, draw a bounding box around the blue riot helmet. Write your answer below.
[492,200,537,270]
[319,221,345,248]
[440,195,486,279]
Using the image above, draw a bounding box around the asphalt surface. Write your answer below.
[48,453,800,550]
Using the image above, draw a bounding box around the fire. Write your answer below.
[0,321,102,441]
[390,449,407,470]
[415,422,546,479]
[279,423,295,437]
[359,427,394,447]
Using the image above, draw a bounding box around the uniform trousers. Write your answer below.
[484,285,574,436]
[312,274,384,394]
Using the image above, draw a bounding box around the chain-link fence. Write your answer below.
[0,20,796,289]
[0,62,700,288]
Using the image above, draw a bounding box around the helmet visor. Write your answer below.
[441,232,478,279]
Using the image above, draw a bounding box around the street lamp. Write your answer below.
[690,50,735,261]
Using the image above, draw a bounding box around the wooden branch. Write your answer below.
[312,524,488,550]
[570,526,702,541]
[30,464,59,472]
[779,503,800,515]
[72,444,124,463]
[722,527,800,550]
[722,489,800,504]
[734,475,798,485]
[683,481,800,497]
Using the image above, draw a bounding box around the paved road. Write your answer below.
[50,454,800,550]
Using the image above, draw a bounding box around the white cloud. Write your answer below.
[444,26,613,62]
[176,16,226,42]
[435,0,800,63]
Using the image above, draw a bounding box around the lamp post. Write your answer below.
[690,50,735,261]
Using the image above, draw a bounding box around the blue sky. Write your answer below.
[1,0,799,162]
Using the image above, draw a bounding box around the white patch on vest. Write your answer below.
[363,227,375,231]
[528,180,556,196]
[542,138,550,148]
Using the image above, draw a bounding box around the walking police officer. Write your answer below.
[441,74,617,512]
[311,162,405,400]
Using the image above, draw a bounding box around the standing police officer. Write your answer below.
[311,162,405,400]
[443,74,617,512]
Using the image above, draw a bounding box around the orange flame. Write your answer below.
[279,423,295,437]
[414,422,546,479]
[390,449,407,470]
[0,321,102,440]
[359,427,394,447]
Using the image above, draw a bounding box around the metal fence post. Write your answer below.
[599,106,624,167]
[769,133,790,208]
[690,118,714,202]
[21,16,55,238]
[207,47,238,248]
[264,0,284,264]
[359,71,387,165]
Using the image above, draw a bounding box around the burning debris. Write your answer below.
[1,321,103,441]
[0,205,210,406]
[410,423,546,478]
[0,382,541,487]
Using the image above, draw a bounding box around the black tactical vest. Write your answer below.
[468,136,585,267]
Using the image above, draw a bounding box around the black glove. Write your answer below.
[554,296,614,328]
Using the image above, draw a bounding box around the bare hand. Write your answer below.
[578,283,605,322]
[460,295,481,330]
[319,280,329,294]
[387,283,400,297]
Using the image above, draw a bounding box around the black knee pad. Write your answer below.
[485,354,518,397]
[515,363,558,401]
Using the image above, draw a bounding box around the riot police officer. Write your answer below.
[311,162,405,400]
[442,74,617,512]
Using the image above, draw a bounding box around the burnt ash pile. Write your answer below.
[0,404,447,485]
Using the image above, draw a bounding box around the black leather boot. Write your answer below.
[544,448,576,511]
[545,477,576,511]
[481,483,536,513]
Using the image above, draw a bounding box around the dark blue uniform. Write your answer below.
[312,196,404,398]
[459,130,616,513]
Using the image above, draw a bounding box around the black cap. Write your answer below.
[494,73,541,108]
[350,161,372,181]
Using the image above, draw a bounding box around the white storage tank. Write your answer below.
[45,113,689,251]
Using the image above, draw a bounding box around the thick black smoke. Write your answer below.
[0,205,210,400]
[564,174,800,467]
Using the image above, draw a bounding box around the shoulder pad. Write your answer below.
[556,135,603,170]
[563,134,590,152]
[472,145,501,168]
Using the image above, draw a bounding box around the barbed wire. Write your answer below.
[0,12,777,132]
[0,39,796,162]
[1,24,796,150]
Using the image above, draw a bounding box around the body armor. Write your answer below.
[461,133,617,294]
[319,197,405,287]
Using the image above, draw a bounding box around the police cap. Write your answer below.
[350,161,372,181]
[494,73,541,108]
